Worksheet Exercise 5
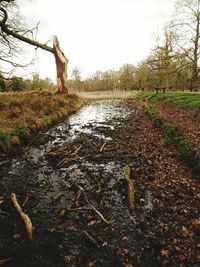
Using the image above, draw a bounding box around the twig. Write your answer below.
[100,142,107,152]
[22,196,29,207]
[124,165,135,213]
[74,183,111,225]
[56,155,79,168]
[70,144,82,156]
[11,193,33,241]
[82,230,99,247]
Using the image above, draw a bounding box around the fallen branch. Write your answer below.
[11,193,33,241]
[124,165,135,213]
[82,230,99,247]
[73,183,111,225]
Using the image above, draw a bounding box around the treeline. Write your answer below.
[69,64,137,92]
[70,0,200,92]
[0,73,54,92]
[1,0,200,93]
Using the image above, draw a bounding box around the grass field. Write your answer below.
[76,90,135,99]
[137,92,200,109]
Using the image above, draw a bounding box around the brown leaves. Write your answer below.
[161,249,170,257]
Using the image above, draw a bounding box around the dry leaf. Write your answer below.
[161,249,170,257]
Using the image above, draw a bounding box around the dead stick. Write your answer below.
[82,230,99,247]
[56,155,79,168]
[74,183,111,225]
[100,142,107,152]
[11,193,33,241]
[22,196,29,207]
[124,165,135,212]
[70,144,82,156]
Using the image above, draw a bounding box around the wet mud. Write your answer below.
[0,100,199,267]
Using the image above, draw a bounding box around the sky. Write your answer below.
[16,0,177,80]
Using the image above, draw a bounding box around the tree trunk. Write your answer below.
[0,5,68,93]
[53,36,68,93]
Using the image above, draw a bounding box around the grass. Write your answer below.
[137,92,200,109]
[142,103,163,128]
[143,103,200,177]
[75,90,135,100]
[0,90,84,152]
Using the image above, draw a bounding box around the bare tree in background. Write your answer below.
[147,27,177,91]
[174,0,200,91]
[70,66,82,92]
[0,0,68,93]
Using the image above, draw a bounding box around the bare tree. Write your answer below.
[70,66,82,92]
[0,0,68,93]
[174,0,200,91]
[146,26,178,91]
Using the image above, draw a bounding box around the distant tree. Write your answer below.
[9,76,24,91]
[174,0,200,91]
[70,66,82,91]
[119,64,136,90]
[146,26,178,91]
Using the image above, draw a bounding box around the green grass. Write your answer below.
[143,103,200,177]
[137,92,200,109]
[142,103,163,128]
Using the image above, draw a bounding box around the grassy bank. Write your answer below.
[137,92,200,109]
[0,90,84,152]
[142,103,200,177]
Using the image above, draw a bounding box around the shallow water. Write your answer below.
[0,100,154,267]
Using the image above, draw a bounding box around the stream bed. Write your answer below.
[0,100,157,267]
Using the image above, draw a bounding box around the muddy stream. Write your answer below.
[0,100,156,267]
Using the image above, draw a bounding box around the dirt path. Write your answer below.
[0,100,199,267]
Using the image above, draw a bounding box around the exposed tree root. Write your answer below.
[11,193,33,241]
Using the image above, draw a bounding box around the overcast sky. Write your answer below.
[17,0,177,80]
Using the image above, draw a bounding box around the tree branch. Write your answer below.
[0,6,54,53]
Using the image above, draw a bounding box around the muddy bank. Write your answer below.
[0,100,199,267]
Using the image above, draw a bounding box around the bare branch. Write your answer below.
[0,6,54,53]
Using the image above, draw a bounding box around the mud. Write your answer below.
[0,100,199,267]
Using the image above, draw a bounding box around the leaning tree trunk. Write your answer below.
[0,3,68,93]
[53,36,68,93]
